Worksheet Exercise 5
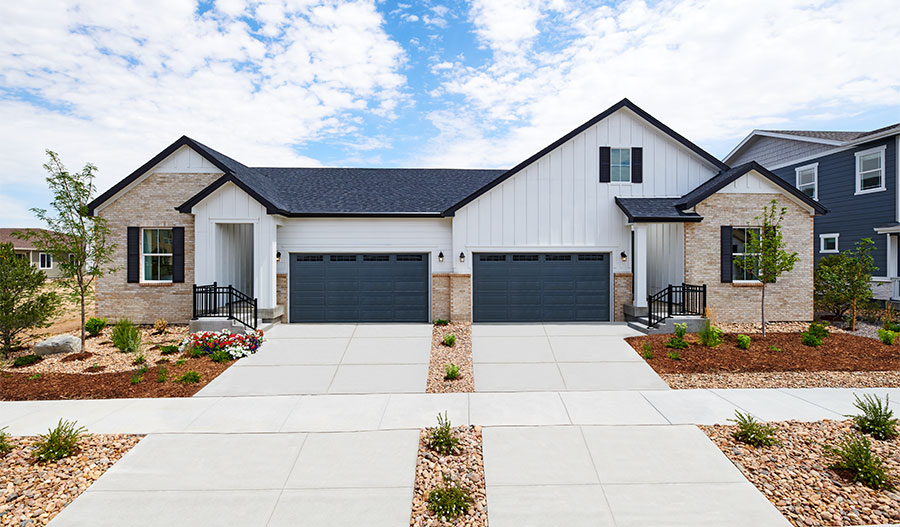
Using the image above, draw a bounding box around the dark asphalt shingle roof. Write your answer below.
[761,123,900,143]
[614,198,702,223]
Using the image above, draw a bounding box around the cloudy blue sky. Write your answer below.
[1,0,898,227]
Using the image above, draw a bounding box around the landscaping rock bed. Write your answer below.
[0,355,230,400]
[0,433,142,526]
[702,419,900,526]
[427,323,474,393]
[627,332,900,389]
[5,325,190,375]
[409,424,487,527]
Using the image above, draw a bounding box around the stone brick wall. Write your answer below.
[431,274,451,321]
[613,273,633,322]
[684,193,814,324]
[449,274,472,322]
[276,273,288,310]
[96,172,221,324]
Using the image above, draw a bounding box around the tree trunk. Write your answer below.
[80,289,86,350]
[851,298,857,332]
[761,284,767,337]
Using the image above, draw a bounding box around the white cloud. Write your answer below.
[423,0,900,168]
[403,14,420,22]
[0,0,407,210]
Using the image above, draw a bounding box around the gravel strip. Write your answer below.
[0,433,142,526]
[5,325,189,375]
[663,371,900,390]
[427,324,474,393]
[701,419,900,526]
[409,425,487,527]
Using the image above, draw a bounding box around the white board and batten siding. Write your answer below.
[451,107,720,275]
[192,182,278,310]
[153,145,222,173]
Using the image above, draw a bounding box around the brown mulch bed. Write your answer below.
[410,425,487,527]
[427,323,474,393]
[0,433,142,526]
[702,419,900,526]
[0,355,231,400]
[626,333,900,374]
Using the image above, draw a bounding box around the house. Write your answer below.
[86,98,825,328]
[0,228,65,278]
[725,123,900,300]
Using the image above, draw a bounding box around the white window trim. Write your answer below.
[609,147,633,184]
[819,233,839,254]
[732,226,762,283]
[38,253,52,269]
[140,228,174,283]
[795,162,818,200]
[854,145,887,195]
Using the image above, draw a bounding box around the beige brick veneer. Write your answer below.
[684,193,814,324]
[431,274,451,321]
[613,273,633,322]
[449,274,472,322]
[96,172,221,324]
[276,273,288,310]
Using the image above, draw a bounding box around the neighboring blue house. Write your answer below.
[726,124,900,301]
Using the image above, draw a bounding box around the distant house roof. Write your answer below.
[724,123,900,165]
[614,198,702,223]
[0,228,51,250]
[760,123,900,143]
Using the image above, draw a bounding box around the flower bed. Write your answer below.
[179,329,264,359]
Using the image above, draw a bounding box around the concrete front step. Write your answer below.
[626,316,706,334]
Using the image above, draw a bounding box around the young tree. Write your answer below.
[735,199,800,337]
[17,150,117,350]
[814,254,852,319]
[814,238,876,331]
[0,243,60,355]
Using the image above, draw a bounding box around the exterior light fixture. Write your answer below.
[276,251,282,262]
[459,252,466,263]
[620,251,627,262]
[438,251,444,262]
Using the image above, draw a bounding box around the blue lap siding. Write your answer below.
[771,137,897,275]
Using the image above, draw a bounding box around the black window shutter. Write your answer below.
[721,226,733,283]
[599,147,611,182]
[172,227,185,283]
[127,227,139,283]
[631,147,643,183]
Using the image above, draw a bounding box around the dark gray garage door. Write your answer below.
[473,253,610,322]
[289,254,429,323]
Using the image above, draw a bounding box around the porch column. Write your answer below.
[633,223,648,308]
[888,234,899,300]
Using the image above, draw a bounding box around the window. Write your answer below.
[795,163,818,200]
[731,227,760,281]
[820,233,839,253]
[14,253,26,261]
[142,228,173,282]
[39,253,52,269]
[610,148,631,182]
[855,146,886,194]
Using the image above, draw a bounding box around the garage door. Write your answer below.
[473,253,610,322]
[289,253,429,323]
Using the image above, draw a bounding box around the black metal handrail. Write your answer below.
[193,282,257,330]
[647,283,706,328]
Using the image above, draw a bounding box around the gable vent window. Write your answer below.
[545,254,572,261]
[297,255,323,262]
[795,163,818,200]
[513,254,539,261]
[363,255,390,262]
[330,255,356,262]
[396,254,423,262]
[479,255,506,262]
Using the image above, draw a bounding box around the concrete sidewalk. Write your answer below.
[4,387,898,436]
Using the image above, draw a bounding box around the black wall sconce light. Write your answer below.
[459,252,466,263]
[620,251,627,262]
[276,251,282,262]
[438,251,444,262]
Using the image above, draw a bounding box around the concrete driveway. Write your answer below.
[472,324,669,392]
[194,324,432,396]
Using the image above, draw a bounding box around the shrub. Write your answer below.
[185,345,205,358]
[32,419,86,462]
[85,317,107,337]
[153,319,168,334]
[434,319,450,326]
[673,322,687,339]
[0,427,12,456]
[159,344,179,355]
[28,373,41,380]
[130,372,143,385]
[848,394,898,440]
[178,329,264,359]
[768,345,782,352]
[884,321,900,333]
[729,411,778,447]
[210,349,232,363]
[667,350,681,360]
[736,334,751,350]
[807,322,829,340]
[427,412,459,455]
[111,319,141,353]
[801,332,823,347]
[825,433,895,490]
[443,333,456,347]
[13,354,42,367]
[877,329,897,346]
[177,370,201,383]
[157,367,167,383]
[0,242,60,356]
[698,320,723,347]
[444,363,460,380]
[175,359,186,366]
[642,342,653,359]
[427,475,471,519]
[132,353,145,365]
[665,336,688,350]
